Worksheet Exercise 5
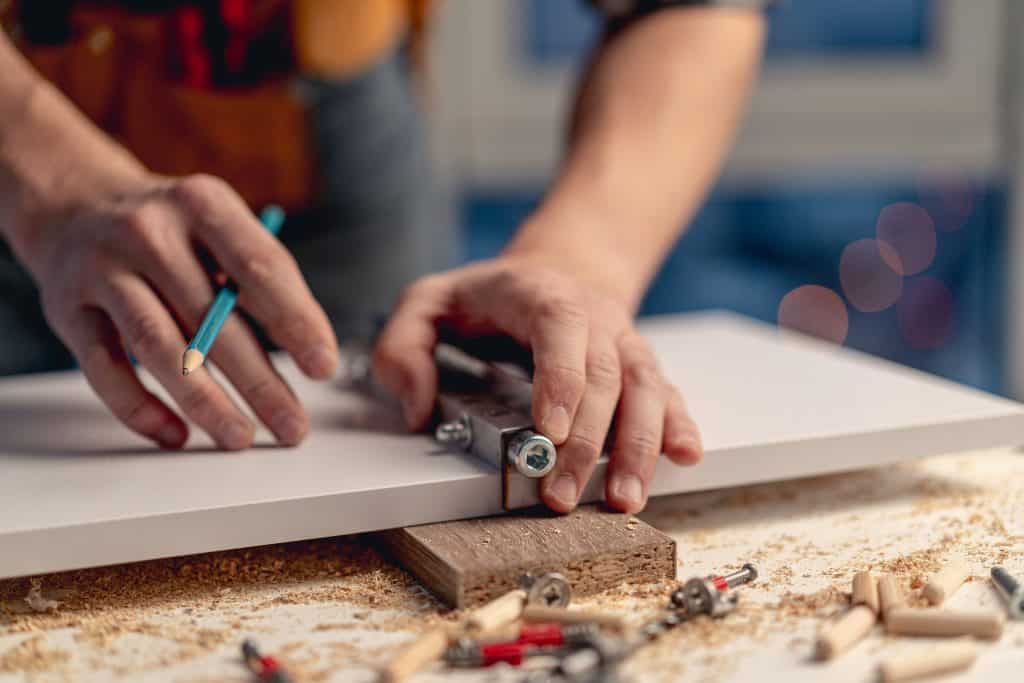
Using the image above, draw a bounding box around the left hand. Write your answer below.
[372,256,703,514]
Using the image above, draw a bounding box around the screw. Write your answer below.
[507,430,557,478]
[991,567,1024,619]
[435,417,472,449]
[520,572,572,608]
[723,564,758,589]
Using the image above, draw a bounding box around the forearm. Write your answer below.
[0,33,145,270]
[504,7,765,310]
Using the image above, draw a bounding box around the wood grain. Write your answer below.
[380,505,676,608]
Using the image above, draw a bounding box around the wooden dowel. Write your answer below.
[922,555,971,606]
[852,571,879,614]
[378,628,450,683]
[885,607,1004,640]
[522,604,627,632]
[879,638,977,682]
[815,605,877,660]
[466,588,527,633]
[877,574,905,617]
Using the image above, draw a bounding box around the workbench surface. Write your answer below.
[2,448,1023,682]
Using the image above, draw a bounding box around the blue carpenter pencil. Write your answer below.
[182,206,286,375]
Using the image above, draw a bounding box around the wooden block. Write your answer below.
[379,505,676,608]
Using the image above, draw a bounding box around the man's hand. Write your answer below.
[373,257,703,514]
[23,173,339,450]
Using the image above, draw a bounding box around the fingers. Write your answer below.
[96,271,255,450]
[61,307,189,449]
[373,276,451,428]
[527,296,589,444]
[138,224,309,446]
[663,385,703,465]
[170,175,339,379]
[541,335,621,513]
[605,333,666,514]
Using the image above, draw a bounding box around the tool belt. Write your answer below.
[1,1,419,211]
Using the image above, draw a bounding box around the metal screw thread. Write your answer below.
[723,563,758,588]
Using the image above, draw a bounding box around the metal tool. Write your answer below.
[670,563,758,619]
[340,339,557,508]
[639,564,759,641]
[990,566,1024,619]
[521,635,630,683]
[434,343,557,480]
[521,572,572,608]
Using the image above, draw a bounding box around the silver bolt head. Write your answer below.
[524,572,572,608]
[435,418,472,449]
[507,432,557,478]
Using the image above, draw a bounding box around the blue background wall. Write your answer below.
[458,0,1006,393]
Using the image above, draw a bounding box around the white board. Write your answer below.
[2,312,1022,579]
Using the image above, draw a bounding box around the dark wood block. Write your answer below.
[380,505,676,608]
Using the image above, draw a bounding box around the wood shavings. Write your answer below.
[24,579,60,613]
[0,635,70,673]
[2,449,1023,682]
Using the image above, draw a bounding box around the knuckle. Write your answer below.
[120,395,154,428]
[268,311,311,346]
[179,384,215,417]
[623,360,662,391]
[564,431,605,466]
[122,309,167,357]
[173,174,231,212]
[121,204,162,243]
[241,377,279,406]
[545,361,587,390]
[586,348,622,390]
[235,247,282,288]
[405,274,445,301]
[533,295,587,329]
[623,428,661,457]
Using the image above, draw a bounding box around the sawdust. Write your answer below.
[0,536,429,678]
[0,635,71,674]
[2,451,1022,682]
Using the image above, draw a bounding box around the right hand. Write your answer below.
[20,173,339,450]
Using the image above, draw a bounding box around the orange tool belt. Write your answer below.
[1,0,431,211]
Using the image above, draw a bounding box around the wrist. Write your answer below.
[1,81,149,272]
[501,204,651,312]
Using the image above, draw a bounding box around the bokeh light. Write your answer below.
[898,276,955,350]
[777,285,849,345]
[875,202,936,276]
[839,239,904,313]
[916,166,975,232]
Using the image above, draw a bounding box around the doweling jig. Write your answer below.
[342,339,558,509]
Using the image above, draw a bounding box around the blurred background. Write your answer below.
[427,0,1018,397]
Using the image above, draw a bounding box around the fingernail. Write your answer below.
[546,473,578,509]
[271,412,306,446]
[670,432,704,464]
[302,344,338,378]
[157,422,187,448]
[220,420,253,450]
[612,474,644,509]
[543,405,571,443]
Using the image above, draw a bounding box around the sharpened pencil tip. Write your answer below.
[182,349,205,376]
